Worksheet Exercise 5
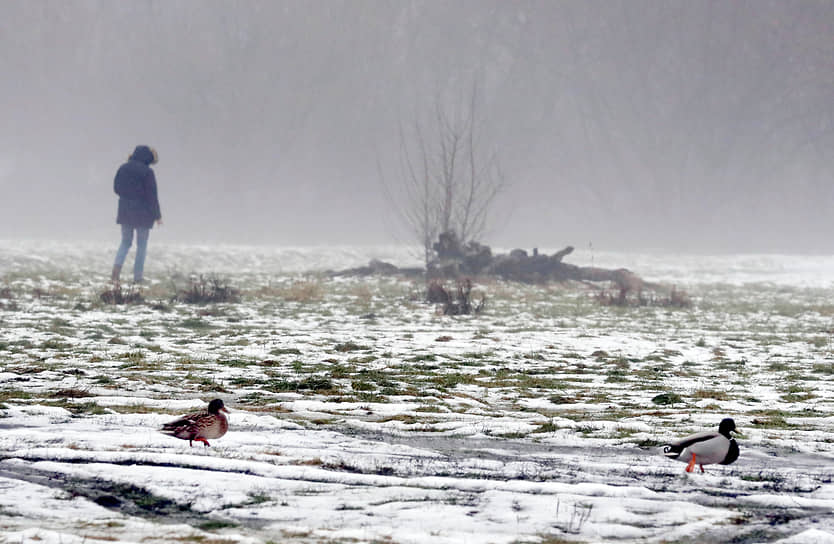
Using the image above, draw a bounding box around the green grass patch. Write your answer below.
[652,392,683,405]
[334,341,370,352]
[266,376,335,393]
[270,347,302,356]
[692,389,732,401]
[179,317,212,329]
[812,363,834,374]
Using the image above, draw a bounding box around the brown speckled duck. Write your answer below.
[161,398,229,447]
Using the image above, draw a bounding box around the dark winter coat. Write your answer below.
[114,145,162,228]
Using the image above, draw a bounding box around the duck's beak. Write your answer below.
[221,407,230,413]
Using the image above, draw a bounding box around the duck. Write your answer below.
[161,398,229,447]
[663,418,739,473]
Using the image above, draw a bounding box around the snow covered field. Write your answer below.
[1,240,834,544]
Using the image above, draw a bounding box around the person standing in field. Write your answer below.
[111,145,162,284]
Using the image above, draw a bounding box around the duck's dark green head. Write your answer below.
[718,418,737,436]
[208,398,229,414]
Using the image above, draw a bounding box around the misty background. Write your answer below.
[1,0,832,253]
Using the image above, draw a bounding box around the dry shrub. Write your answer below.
[426,278,485,315]
[279,280,323,303]
[100,283,144,305]
[253,280,323,302]
[426,280,450,303]
[0,285,16,310]
[596,284,691,308]
[173,274,240,304]
[350,283,375,304]
[48,388,94,399]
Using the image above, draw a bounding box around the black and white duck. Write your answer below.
[663,418,739,473]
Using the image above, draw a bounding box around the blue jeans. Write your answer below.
[114,224,150,282]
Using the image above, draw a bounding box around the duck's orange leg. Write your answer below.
[685,453,697,472]
[194,437,211,447]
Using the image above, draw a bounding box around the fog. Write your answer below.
[1,1,832,252]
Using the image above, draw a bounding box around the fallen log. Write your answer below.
[332,232,683,306]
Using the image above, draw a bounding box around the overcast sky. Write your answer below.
[1,0,832,252]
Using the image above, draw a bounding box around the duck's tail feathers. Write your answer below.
[663,444,683,459]
[160,423,186,435]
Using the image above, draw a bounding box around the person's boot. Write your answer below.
[111,264,122,283]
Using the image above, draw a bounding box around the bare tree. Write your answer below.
[382,82,505,268]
